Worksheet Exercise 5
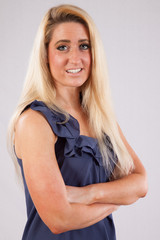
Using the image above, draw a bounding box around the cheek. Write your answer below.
[84,53,91,70]
[49,52,65,69]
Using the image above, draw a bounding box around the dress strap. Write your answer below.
[25,100,80,139]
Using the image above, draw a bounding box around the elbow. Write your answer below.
[39,211,70,235]
[50,226,65,235]
[126,172,148,205]
[50,227,61,235]
[136,170,148,201]
[49,221,69,235]
[48,206,72,235]
[140,174,148,198]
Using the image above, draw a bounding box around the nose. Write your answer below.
[68,47,81,64]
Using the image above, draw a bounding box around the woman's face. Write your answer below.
[48,22,91,89]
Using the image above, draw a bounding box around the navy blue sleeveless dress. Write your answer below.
[16,100,117,240]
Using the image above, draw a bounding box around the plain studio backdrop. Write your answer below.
[1,0,159,239]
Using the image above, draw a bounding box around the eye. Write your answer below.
[79,44,90,50]
[57,45,68,51]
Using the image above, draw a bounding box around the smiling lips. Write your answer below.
[66,68,82,73]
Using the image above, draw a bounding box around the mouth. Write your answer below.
[66,68,83,74]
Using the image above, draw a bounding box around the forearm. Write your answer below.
[66,171,148,206]
[90,172,148,205]
[53,202,118,234]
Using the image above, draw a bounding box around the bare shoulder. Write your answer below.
[14,108,70,232]
[15,108,49,129]
[14,108,57,159]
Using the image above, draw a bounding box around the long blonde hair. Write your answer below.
[7,4,134,180]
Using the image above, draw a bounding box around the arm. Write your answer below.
[15,109,118,234]
[66,123,148,206]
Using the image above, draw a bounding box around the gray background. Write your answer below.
[1,0,159,239]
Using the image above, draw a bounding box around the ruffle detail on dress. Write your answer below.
[28,100,115,166]
[64,135,103,166]
[29,100,80,139]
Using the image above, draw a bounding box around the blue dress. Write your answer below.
[16,100,117,240]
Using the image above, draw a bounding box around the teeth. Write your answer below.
[66,68,81,73]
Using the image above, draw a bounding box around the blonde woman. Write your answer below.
[8,4,148,240]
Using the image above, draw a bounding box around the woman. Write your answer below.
[8,4,148,240]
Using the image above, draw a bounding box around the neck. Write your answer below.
[55,87,81,112]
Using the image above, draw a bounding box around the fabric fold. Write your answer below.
[28,100,115,167]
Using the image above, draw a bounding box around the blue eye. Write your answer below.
[80,44,90,50]
[57,45,68,51]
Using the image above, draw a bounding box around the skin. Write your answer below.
[48,22,91,90]
[47,22,94,136]
[14,22,147,234]
[66,123,148,206]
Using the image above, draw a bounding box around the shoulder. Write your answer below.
[16,108,48,127]
[14,108,57,159]
[15,108,54,136]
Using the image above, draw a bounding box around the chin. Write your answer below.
[71,82,87,88]
[67,78,88,88]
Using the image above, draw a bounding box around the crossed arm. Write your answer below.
[66,124,148,206]
[15,109,147,234]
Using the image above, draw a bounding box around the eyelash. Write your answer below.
[80,44,90,50]
[57,44,90,51]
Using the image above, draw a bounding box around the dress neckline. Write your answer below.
[68,113,97,141]
[30,100,98,141]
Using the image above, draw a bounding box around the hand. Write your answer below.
[66,185,94,205]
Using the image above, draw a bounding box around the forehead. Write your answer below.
[51,22,90,41]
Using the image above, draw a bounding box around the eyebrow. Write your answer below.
[55,39,90,45]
